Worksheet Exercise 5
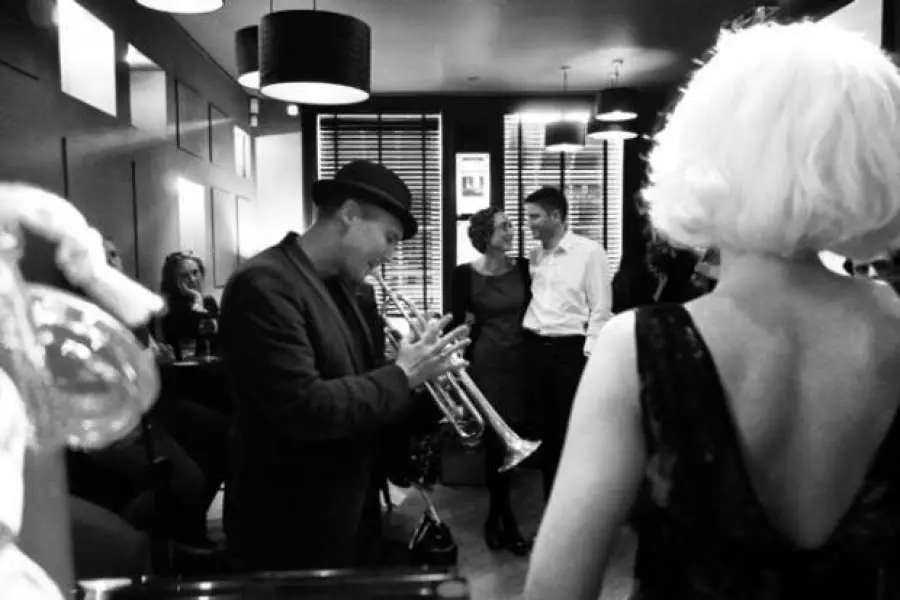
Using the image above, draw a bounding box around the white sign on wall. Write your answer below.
[455,153,491,216]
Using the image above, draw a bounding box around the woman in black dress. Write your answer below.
[527,20,900,599]
[450,207,531,556]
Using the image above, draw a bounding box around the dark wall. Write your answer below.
[0,0,254,291]
[262,91,674,312]
[885,0,897,52]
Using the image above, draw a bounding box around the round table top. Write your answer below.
[166,356,222,368]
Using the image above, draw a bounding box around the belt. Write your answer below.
[523,330,585,345]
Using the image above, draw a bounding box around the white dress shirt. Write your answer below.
[523,230,613,355]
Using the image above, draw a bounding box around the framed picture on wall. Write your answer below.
[176,80,210,159]
[210,104,235,171]
[211,188,238,288]
[455,152,491,216]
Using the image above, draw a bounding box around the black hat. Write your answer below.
[311,160,418,240]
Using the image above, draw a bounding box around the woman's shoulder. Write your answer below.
[451,262,475,278]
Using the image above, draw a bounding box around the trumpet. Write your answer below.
[373,272,541,473]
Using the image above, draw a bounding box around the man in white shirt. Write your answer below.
[521,187,612,500]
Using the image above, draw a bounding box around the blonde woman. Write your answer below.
[526,20,900,600]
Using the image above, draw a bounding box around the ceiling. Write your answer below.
[173,0,762,94]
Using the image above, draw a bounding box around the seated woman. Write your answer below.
[526,20,900,600]
[104,240,228,500]
[158,251,219,359]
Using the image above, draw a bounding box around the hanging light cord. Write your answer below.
[561,66,569,92]
[610,59,622,87]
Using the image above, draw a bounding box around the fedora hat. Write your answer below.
[312,160,418,240]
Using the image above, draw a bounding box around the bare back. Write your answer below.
[686,276,900,549]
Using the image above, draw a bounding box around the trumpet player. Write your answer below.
[219,160,469,571]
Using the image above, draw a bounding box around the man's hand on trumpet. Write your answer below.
[394,314,470,390]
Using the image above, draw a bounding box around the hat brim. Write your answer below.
[312,180,418,241]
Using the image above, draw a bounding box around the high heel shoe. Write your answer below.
[484,516,504,550]
[499,517,532,556]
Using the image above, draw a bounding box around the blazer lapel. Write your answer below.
[277,233,364,373]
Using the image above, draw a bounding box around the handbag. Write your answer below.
[408,488,458,567]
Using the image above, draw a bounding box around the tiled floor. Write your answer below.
[208,466,637,600]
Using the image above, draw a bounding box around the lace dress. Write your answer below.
[632,304,900,599]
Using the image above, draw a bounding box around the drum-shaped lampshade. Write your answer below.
[136,0,223,14]
[544,120,585,152]
[260,10,371,105]
[235,26,259,90]
[595,87,638,122]
[587,119,638,141]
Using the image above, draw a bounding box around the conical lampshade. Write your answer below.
[595,87,638,122]
[260,10,371,105]
[136,0,223,14]
[235,25,259,90]
[587,119,638,141]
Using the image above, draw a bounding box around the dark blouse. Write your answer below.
[449,258,531,360]
[159,295,219,347]
[632,304,900,599]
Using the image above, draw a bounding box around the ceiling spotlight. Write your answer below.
[286,103,299,117]
[135,0,224,15]
[250,115,259,128]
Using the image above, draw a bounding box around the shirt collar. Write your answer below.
[546,229,574,254]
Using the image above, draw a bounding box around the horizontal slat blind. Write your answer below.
[503,115,623,273]
[318,114,443,319]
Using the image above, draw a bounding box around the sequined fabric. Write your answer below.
[632,304,900,599]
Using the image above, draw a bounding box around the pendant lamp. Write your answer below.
[136,0,224,14]
[546,120,587,152]
[544,67,584,152]
[587,119,637,141]
[235,25,259,90]
[595,59,638,122]
[260,9,371,105]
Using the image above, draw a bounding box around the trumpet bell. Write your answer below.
[500,438,541,473]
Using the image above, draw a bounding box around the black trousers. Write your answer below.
[523,332,587,500]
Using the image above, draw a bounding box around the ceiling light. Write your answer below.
[250,115,259,128]
[286,103,299,117]
[595,87,638,122]
[235,25,259,90]
[544,66,585,152]
[260,10,371,105]
[595,59,638,122]
[545,121,586,152]
[586,120,638,141]
[135,0,224,15]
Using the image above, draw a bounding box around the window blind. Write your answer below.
[503,115,623,274]
[317,114,443,319]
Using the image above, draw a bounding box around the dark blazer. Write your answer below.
[219,232,414,570]
[449,257,531,360]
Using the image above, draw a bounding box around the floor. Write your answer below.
[207,463,637,600]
